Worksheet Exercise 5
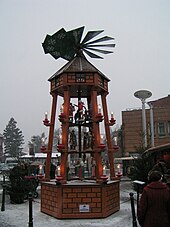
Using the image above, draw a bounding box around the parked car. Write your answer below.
[7,162,18,169]
[0,163,9,171]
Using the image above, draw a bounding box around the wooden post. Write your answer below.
[45,93,57,180]
[91,89,103,181]
[60,88,70,182]
[101,92,115,179]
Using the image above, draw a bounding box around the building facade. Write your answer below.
[122,95,170,155]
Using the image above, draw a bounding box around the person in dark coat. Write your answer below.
[137,171,170,227]
[151,159,167,183]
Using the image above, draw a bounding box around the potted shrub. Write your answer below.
[6,163,29,204]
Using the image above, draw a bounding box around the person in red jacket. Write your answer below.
[137,171,170,227]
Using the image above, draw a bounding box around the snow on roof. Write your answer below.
[21,152,60,159]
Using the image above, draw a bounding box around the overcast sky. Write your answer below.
[0,0,170,146]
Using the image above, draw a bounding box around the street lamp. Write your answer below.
[147,102,154,147]
[134,90,152,148]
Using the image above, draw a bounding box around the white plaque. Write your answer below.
[79,204,90,212]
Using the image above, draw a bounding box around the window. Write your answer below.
[75,73,86,83]
[167,121,170,136]
[158,122,166,137]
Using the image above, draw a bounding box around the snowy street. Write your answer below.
[0,178,138,227]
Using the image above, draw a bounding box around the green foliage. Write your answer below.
[127,143,155,183]
[6,163,39,204]
[6,164,28,203]
[127,156,154,183]
[3,117,24,159]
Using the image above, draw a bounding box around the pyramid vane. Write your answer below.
[42,26,115,61]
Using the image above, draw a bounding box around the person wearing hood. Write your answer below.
[137,170,170,227]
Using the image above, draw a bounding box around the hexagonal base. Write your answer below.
[41,180,120,219]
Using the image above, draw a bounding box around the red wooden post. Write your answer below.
[91,89,103,181]
[101,92,116,179]
[45,93,57,180]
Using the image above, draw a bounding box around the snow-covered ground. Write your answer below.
[0,178,138,227]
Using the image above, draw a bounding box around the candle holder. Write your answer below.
[43,112,51,126]
[98,144,105,149]
[37,174,44,180]
[109,117,116,126]
[55,175,63,184]
[101,165,108,182]
[43,118,51,126]
[96,113,103,122]
[116,172,122,178]
[58,113,66,122]
[113,144,119,151]
[116,163,122,178]
[57,144,65,150]
[40,145,46,152]
[37,164,44,179]
[100,175,108,183]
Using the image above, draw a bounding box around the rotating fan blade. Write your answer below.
[83,49,103,59]
[85,47,113,54]
[51,28,66,39]
[50,51,61,60]
[67,26,84,44]
[85,36,114,45]
[42,35,55,54]
[81,30,104,44]
[42,27,115,61]
[87,44,116,48]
